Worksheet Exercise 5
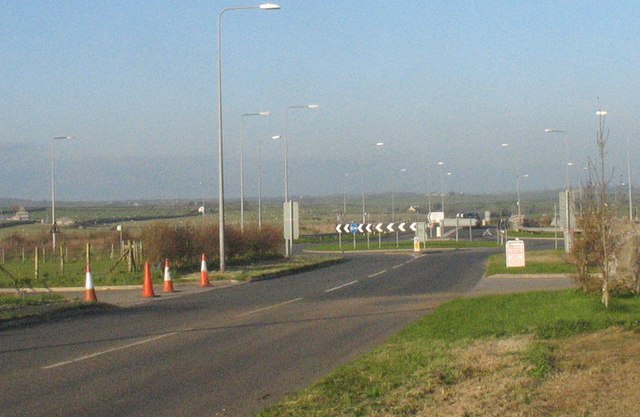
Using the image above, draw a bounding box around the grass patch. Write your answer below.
[312,239,497,252]
[0,292,74,322]
[524,341,555,379]
[485,249,576,276]
[256,290,640,417]
[207,256,343,282]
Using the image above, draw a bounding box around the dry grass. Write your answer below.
[532,328,640,417]
[366,328,640,417]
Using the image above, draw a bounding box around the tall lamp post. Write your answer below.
[284,104,319,257]
[50,136,73,250]
[361,142,385,225]
[437,161,445,214]
[216,3,280,272]
[544,128,572,252]
[258,135,280,229]
[240,111,270,233]
[500,143,524,227]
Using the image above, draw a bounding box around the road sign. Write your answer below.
[428,211,444,222]
[375,223,384,233]
[505,239,525,268]
[283,201,299,240]
[336,224,342,233]
[409,222,418,232]
[386,223,394,232]
[365,223,373,233]
[350,222,359,234]
[398,222,406,232]
[414,222,427,242]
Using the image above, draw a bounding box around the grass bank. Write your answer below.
[311,239,497,252]
[257,290,640,417]
[191,256,343,283]
[485,249,577,276]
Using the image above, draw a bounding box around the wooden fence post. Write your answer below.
[127,240,133,272]
[34,246,39,283]
[59,245,65,276]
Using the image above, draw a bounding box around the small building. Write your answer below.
[9,207,29,221]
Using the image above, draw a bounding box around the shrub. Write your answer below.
[141,222,283,270]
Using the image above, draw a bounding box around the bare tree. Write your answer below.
[596,110,613,308]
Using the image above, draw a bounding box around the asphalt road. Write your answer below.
[1,249,496,417]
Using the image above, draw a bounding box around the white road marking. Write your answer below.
[367,269,387,278]
[325,280,358,293]
[391,263,404,269]
[42,332,178,370]
[237,297,304,318]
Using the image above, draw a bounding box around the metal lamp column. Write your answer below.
[284,104,319,257]
[50,136,73,250]
[216,3,280,272]
[240,111,270,233]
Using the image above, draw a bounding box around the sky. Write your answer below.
[1,0,639,202]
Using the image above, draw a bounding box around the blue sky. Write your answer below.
[1,1,638,201]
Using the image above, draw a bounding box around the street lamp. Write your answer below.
[393,168,406,247]
[284,104,319,257]
[544,128,572,252]
[240,111,270,233]
[216,3,280,272]
[50,136,73,250]
[258,135,280,229]
[361,142,385,225]
[437,161,445,215]
[500,143,524,227]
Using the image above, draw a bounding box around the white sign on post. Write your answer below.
[414,222,427,242]
[283,201,299,240]
[428,211,444,222]
[505,239,526,268]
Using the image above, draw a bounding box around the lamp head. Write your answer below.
[259,3,281,10]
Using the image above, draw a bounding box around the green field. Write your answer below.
[485,250,577,276]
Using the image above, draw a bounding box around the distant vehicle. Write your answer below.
[457,212,481,228]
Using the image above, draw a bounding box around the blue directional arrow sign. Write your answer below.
[350,222,359,234]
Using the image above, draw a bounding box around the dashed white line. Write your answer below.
[237,297,304,318]
[325,280,358,293]
[391,264,404,269]
[368,269,387,278]
[42,332,178,370]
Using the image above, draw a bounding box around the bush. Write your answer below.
[141,222,282,270]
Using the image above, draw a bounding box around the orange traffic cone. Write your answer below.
[199,254,210,287]
[142,261,156,298]
[84,263,98,302]
[163,258,174,293]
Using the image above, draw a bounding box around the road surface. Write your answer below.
[1,249,495,417]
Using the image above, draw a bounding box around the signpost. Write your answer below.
[429,211,444,238]
[283,201,299,257]
[505,239,525,268]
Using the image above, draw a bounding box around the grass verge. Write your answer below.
[200,256,343,282]
[0,293,85,322]
[311,239,497,252]
[485,249,576,276]
[256,290,640,417]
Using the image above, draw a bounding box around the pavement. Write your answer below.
[470,274,577,296]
